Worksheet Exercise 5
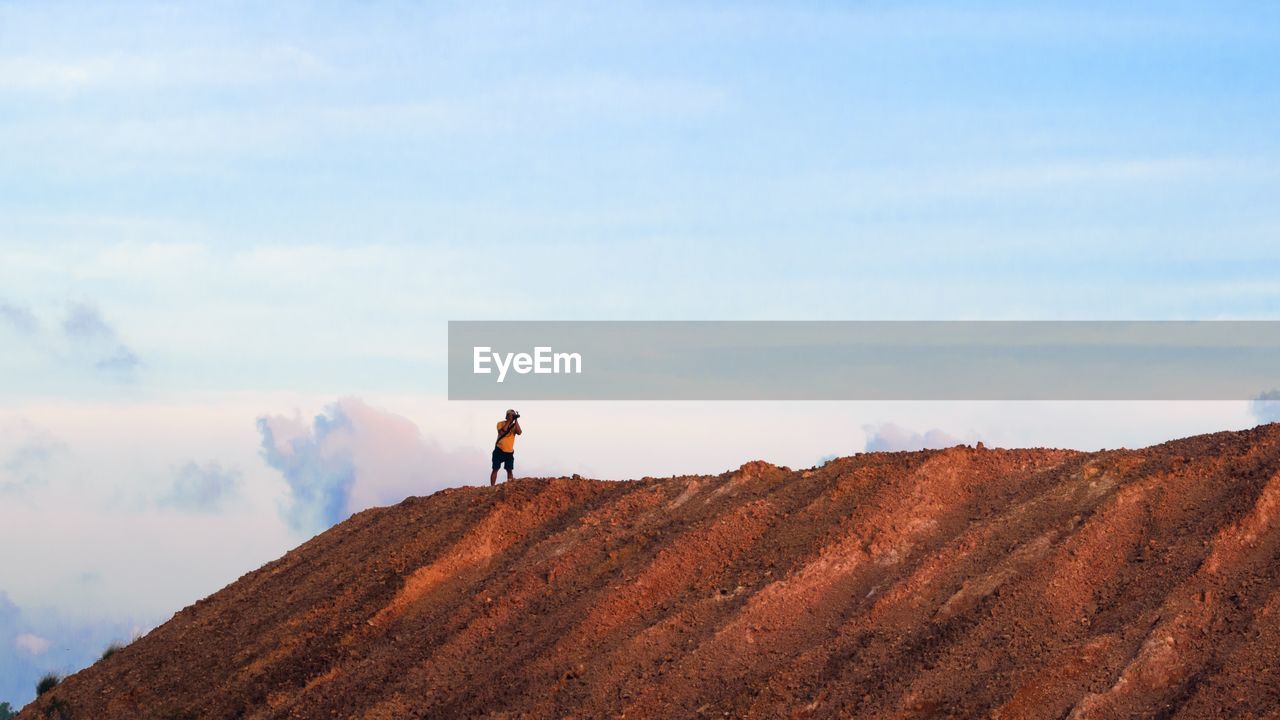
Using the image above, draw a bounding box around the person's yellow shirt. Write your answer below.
[496,421,517,453]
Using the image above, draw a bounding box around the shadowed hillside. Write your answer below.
[20,425,1280,719]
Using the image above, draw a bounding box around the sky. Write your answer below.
[2,0,1280,708]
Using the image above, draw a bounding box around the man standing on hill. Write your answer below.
[491,409,522,486]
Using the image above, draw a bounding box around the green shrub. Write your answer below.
[36,672,60,696]
[0,700,16,719]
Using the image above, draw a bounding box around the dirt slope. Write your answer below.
[21,425,1280,719]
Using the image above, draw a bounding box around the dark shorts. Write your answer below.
[492,447,514,471]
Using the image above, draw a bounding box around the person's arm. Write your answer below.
[512,420,522,435]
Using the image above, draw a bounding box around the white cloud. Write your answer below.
[0,56,98,93]
[258,398,482,532]
[863,422,975,452]
[160,461,243,513]
[0,396,298,619]
[773,157,1274,216]
[0,46,326,95]
[14,632,51,655]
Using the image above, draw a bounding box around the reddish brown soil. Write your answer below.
[21,425,1280,719]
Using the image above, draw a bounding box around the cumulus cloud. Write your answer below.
[258,398,482,533]
[1250,390,1280,425]
[864,423,976,452]
[159,462,242,513]
[62,302,143,379]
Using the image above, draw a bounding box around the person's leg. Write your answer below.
[505,455,515,482]
[490,468,498,486]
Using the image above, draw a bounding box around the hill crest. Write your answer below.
[20,426,1280,719]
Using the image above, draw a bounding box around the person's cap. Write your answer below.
[506,408,516,416]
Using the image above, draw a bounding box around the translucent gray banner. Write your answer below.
[448,321,1280,400]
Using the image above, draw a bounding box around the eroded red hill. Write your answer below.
[21,425,1280,719]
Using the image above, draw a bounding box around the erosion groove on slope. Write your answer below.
[19,425,1280,719]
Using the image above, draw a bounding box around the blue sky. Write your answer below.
[2,0,1279,708]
